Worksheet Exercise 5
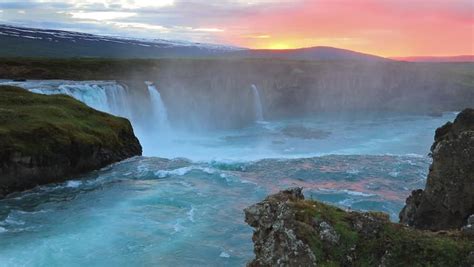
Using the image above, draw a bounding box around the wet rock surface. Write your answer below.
[400,108,474,230]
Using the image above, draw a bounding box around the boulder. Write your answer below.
[245,188,474,266]
[244,188,317,267]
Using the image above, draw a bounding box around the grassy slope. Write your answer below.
[0,85,135,158]
[293,199,473,267]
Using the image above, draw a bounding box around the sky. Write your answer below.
[0,0,472,57]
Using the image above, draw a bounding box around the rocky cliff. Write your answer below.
[400,108,474,230]
[245,188,473,267]
[0,86,142,197]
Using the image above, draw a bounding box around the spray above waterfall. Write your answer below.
[251,84,264,122]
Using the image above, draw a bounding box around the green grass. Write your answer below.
[290,199,473,267]
[0,85,135,157]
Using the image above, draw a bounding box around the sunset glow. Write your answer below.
[0,0,472,57]
[221,0,474,56]
[267,43,291,50]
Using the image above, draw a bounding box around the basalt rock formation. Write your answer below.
[0,86,142,197]
[245,188,473,267]
[400,108,474,230]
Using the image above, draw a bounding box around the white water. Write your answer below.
[6,81,132,119]
[0,80,171,156]
[0,79,461,266]
[145,81,169,130]
[251,84,264,122]
[0,80,458,160]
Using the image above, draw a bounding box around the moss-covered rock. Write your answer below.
[245,188,474,267]
[0,85,142,197]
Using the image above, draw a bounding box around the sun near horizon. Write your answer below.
[265,42,292,50]
[1,0,472,58]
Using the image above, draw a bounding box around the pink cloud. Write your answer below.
[216,0,474,56]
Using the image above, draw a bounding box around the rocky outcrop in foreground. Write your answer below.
[0,86,142,197]
[400,108,474,230]
[245,188,473,267]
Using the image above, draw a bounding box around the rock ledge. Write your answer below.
[0,86,142,197]
[245,188,473,266]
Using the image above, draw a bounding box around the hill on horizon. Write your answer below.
[391,55,474,62]
[225,46,390,61]
[1,24,390,61]
[2,24,472,62]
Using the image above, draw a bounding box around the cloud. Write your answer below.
[71,0,175,10]
[0,0,471,56]
[243,34,271,39]
[70,11,137,21]
[108,22,169,32]
[192,28,224,32]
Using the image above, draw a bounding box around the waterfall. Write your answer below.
[145,81,169,129]
[0,80,140,127]
[12,81,133,119]
[251,84,264,122]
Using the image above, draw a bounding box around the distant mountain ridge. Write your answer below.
[226,46,390,61]
[392,55,474,62]
[0,24,410,62]
[0,24,243,58]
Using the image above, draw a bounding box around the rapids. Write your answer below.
[0,80,458,266]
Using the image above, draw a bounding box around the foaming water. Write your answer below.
[146,81,169,130]
[0,80,170,156]
[0,80,456,159]
[0,155,429,265]
[141,112,456,160]
[0,80,459,265]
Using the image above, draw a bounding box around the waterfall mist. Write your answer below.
[251,84,264,122]
[0,59,471,158]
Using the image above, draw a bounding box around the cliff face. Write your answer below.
[400,108,474,230]
[245,188,474,267]
[0,86,142,197]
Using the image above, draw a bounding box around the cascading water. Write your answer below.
[3,80,133,119]
[251,84,264,122]
[0,80,170,155]
[0,79,461,266]
[145,81,169,130]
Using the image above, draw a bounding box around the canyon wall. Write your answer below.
[1,59,473,130]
